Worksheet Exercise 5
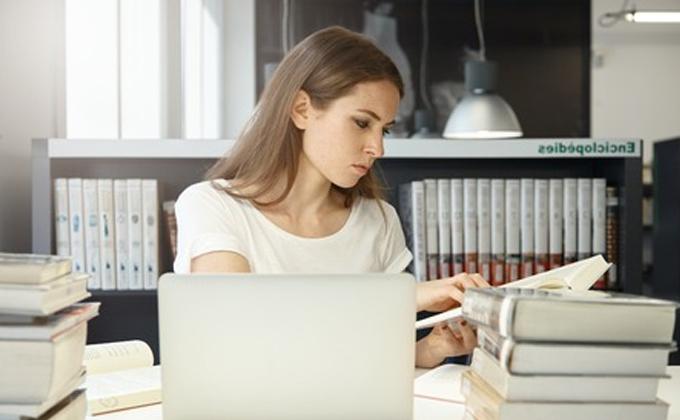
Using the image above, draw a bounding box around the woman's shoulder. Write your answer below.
[356,197,400,226]
[176,179,242,209]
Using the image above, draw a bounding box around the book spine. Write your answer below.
[399,182,427,282]
[424,179,439,280]
[520,179,534,277]
[67,178,86,273]
[142,179,159,290]
[127,179,144,290]
[54,178,71,257]
[437,179,452,278]
[534,179,549,273]
[162,200,178,260]
[114,180,130,290]
[577,178,593,261]
[463,178,478,273]
[476,326,514,372]
[592,178,607,289]
[563,178,578,264]
[504,179,521,283]
[548,179,564,269]
[477,179,491,281]
[490,179,505,286]
[606,186,619,290]
[462,288,514,337]
[450,179,465,275]
[83,179,102,289]
[98,179,117,290]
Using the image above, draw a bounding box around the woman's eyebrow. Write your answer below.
[356,109,395,125]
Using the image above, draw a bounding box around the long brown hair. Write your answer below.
[204,26,403,208]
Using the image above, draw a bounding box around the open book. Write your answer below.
[83,340,161,415]
[415,254,611,330]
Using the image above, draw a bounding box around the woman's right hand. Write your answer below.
[415,273,490,313]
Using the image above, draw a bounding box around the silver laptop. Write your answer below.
[158,273,416,420]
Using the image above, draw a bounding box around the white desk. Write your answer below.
[89,366,680,420]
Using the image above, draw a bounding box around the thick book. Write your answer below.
[83,340,160,415]
[437,179,452,278]
[0,254,71,285]
[562,178,578,264]
[533,179,549,273]
[53,179,71,258]
[463,178,478,273]
[477,179,491,281]
[450,179,465,275]
[0,302,99,341]
[592,178,607,289]
[97,179,117,291]
[463,286,678,344]
[504,180,520,282]
[398,182,427,282]
[476,326,674,376]
[0,371,85,419]
[0,322,87,403]
[66,178,85,274]
[82,179,101,289]
[424,179,439,280]
[126,179,144,290]
[490,179,505,286]
[415,255,611,330]
[577,178,593,260]
[113,179,130,290]
[548,179,563,269]
[0,273,90,316]
[470,347,662,402]
[142,179,159,290]
[519,179,534,277]
[461,369,669,420]
[162,200,178,260]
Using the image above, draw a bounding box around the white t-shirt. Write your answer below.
[173,179,413,274]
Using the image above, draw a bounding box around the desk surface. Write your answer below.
[88,366,680,420]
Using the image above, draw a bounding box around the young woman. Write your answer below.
[173,26,489,368]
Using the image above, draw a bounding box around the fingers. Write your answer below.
[470,273,491,288]
[456,320,477,350]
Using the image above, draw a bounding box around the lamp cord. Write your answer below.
[474,0,486,61]
[420,0,433,111]
[598,0,633,27]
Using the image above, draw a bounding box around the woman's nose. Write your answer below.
[365,134,384,158]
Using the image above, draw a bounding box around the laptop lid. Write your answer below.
[158,273,416,420]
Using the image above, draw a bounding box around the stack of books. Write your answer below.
[460,286,678,420]
[399,178,618,290]
[0,253,99,420]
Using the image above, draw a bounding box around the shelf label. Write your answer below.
[537,140,638,157]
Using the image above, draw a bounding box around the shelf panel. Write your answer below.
[38,138,642,159]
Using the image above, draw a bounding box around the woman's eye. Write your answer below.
[382,128,391,136]
[354,119,369,129]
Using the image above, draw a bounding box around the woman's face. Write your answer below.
[298,80,400,189]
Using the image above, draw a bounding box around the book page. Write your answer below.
[85,365,161,415]
[414,364,467,403]
[84,340,154,375]
[415,255,610,330]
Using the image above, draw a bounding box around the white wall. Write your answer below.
[592,0,680,164]
[0,0,64,252]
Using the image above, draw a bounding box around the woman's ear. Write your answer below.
[290,90,313,130]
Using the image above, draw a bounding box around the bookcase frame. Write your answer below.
[32,138,643,362]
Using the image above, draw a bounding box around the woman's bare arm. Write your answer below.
[190,251,251,273]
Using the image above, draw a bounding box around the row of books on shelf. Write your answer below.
[53,178,161,291]
[398,177,618,289]
[0,253,97,420]
[459,285,678,420]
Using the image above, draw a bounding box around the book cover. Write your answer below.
[504,179,521,282]
[450,179,465,275]
[67,178,86,274]
[605,186,619,290]
[490,179,505,286]
[398,182,427,282]
[533,179,549,273]
[53,179,71,258]
[548,179,563,269]
[142,179,159,290]
[82,179,102,289]
[114,180,130,290]
[477,179,491,281]
[520,179,534,277]
[126,179,144,290]
[563,178,578,264]
[162,200,178,260]
[592,178,607,289]
[436,179,452,278]
[97,179,117,291]
[463,178,478,274]
[577,178,593,260]
[424,179,439,280]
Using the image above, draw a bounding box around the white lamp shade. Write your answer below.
[443,93,523,139]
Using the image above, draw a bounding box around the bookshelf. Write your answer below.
[31,137,643,362]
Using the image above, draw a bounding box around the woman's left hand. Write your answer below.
[415,273,491,313]
[415,319,478,368]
